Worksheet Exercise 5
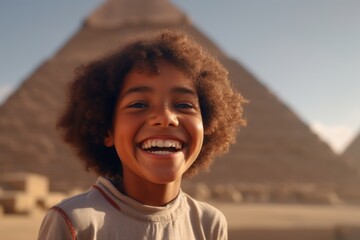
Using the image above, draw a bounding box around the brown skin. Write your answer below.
[104,61,203,205]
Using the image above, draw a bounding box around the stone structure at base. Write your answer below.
[0,173,66,215]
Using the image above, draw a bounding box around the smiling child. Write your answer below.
[38,30,246,240]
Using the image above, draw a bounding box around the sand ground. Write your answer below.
[1,203,360,240]
[214,203,360,240]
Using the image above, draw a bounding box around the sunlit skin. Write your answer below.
[104,60,204,206]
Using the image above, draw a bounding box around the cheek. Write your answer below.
[195,119,204,135]
[113,116,138,144]
[190,117,204,148]
[112,119,138,161]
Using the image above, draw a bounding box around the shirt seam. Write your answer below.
[50,206,77,240]
[92,184,121,211]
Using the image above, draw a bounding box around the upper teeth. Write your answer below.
[141,139,182,150]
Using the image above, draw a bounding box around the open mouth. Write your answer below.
[140,139,183,155]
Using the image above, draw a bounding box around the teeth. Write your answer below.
[150,151,173,155]
[141,139,182,150]
[156,140,164,148]
[164,140,172,148]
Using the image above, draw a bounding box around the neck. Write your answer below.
[120,172,181,206]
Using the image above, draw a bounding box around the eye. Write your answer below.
[175,102,195,109]
[127,102,147,108]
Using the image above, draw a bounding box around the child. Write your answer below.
[38,30,246,240]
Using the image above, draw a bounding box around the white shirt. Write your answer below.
[38,177,228,240]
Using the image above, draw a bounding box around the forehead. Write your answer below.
[120,60,197,94]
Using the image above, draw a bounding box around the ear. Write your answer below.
[104,131,114,147]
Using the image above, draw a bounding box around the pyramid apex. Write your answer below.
[86,0,188,28]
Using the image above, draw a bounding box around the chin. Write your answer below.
[147,172,183,185]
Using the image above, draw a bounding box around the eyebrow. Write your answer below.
[121,86,153,98]
[121,86,197,98]
[171,86,197,96]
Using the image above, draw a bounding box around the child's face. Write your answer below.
[105,60,204,185]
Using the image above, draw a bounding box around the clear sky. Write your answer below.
[1,0,359,153]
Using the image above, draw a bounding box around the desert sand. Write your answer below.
[1,203,360,240]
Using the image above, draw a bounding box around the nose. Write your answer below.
[149,105,179,128]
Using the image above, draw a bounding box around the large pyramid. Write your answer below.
[343,131,360,169]
[0,0,358,193]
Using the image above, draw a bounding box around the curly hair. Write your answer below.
[57,30,246,178]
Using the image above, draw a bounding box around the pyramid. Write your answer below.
[0,0,358,193]
[343,131,360,169]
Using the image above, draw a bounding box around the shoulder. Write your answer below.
[38,184,111,240]
[37,190,92,239]
[51,183,117,224]
[54,177,120,214]
[37,197,86,240]
[182,192,228,239]
[55,187,102,212]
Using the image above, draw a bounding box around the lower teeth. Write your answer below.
[150,151,173,155]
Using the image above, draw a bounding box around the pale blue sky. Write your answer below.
[1,0,359,153]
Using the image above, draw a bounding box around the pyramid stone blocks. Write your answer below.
[0,192,33,214]
[0,173,49,214]
[0,173,48,199]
